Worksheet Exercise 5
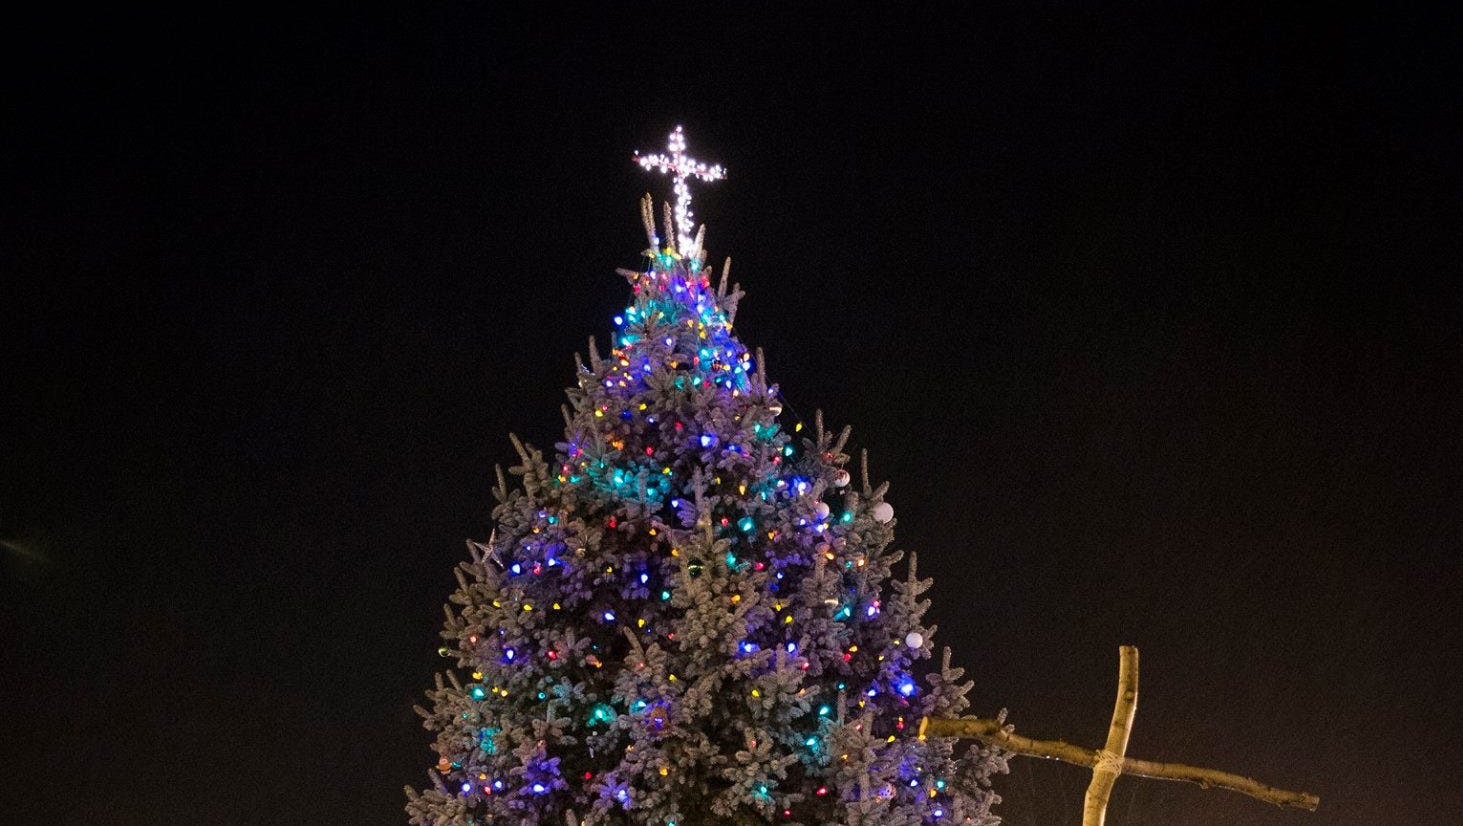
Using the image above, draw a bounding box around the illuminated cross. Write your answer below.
[634,125,725,256]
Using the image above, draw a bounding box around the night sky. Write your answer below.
[4,4,1459,825]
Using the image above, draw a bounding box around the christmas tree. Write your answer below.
[406,127,1007,826]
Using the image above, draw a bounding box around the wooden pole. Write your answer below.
[1084,646,1139,826]
[918,646,1319,821]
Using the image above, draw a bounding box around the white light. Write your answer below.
[633,125,725,256]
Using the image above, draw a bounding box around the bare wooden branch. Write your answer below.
[918,716,1317,811]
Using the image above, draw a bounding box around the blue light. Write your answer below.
[510,563,522,575]
[492,779,504,791]
[639,572,649,584]
[898,679,917,697]
[700,433,716,448]
[615,789,629,803]
[739,640,759,654]
[785,641,797,653]
[461,782,472,793]
[614,315,624,326]
[531,782,548,794]
[603,610,616,622]
[867,687,878,697]
[502,647,516,662]
[866,604,879,618]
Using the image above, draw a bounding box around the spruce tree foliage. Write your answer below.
[406,196,1007,826]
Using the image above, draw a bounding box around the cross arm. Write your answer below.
[918,716,1318,811]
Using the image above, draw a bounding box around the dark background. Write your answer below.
[4,4,1458,825]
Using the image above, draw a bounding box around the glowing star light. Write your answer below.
[634,125,725,256]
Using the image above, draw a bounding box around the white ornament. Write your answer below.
[871,502,894,523]
[905,632,924,649]
[832,469,851,488]
[633,126,726,256]
[814,501,831,520]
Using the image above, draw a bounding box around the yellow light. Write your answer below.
[659,766,668,776]
[522,604,532,611]
[731,594,741,604]
[751,689,761,698]
[553,603,561,610]
[637,618,646,628]
[594,409,604,417]
[784,615,793,624]
[471,671,483,680]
